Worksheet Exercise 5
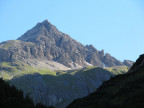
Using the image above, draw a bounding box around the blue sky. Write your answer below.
[0,0,144,61]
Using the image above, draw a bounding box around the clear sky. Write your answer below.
[0,0,144,61]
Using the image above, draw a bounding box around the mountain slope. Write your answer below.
[9,67,114,108]
[0,20,133,71]
[67,54,144,108]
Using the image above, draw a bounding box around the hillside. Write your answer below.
[67,54,144,108]
[0,78,53,108]
[9,67,114,108]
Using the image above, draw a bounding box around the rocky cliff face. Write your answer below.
[0,20,133,70]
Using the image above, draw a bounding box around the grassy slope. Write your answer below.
[104,66,129,75]
[0,62,58,80]
[9,66,113,94]
[0,62,129,80]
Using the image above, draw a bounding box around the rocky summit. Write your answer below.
[0,20,133,70]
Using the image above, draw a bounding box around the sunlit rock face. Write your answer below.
[0,20,131,70]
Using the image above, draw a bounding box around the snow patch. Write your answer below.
[85,62,93,66]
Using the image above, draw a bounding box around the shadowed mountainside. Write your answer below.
[67,54,144,108]
[10,67,114,108]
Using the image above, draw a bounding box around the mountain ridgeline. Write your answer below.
[0,20,133,70]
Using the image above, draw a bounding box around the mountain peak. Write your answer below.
[42,19,49,23]
[40,19,54,28]
[6,20,133,69]
[36,19,51,26]
[17,20,59,43]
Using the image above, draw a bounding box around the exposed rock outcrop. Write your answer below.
[123,60,134,67]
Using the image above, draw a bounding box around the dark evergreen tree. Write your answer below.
[0,78,54,108]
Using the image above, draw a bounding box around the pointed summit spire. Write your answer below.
[40,19,57,30]
[41,19,51,25]
[39,19,52,28]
